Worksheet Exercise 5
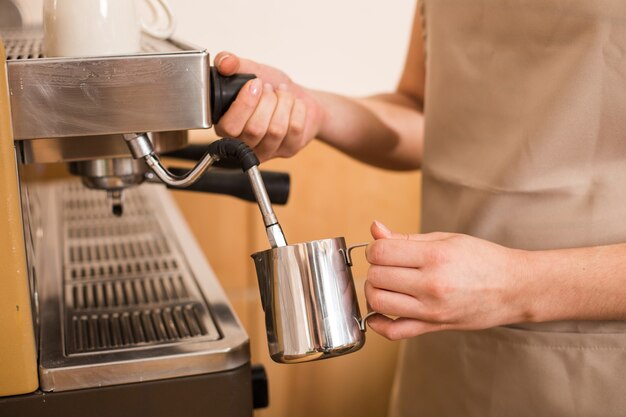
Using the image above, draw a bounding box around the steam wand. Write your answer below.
[246,164,287,248]
[123,134,287,248]
[203,138,288,248]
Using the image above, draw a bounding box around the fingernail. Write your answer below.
[249,79,261,96]
[373,220,391,235]
[278,83,289,91]
[215,53,231,68]
[264,82,274,93]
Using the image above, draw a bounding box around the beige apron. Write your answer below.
[390,1,626,416]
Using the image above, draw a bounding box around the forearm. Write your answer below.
[309,89,424,170]
[518,243,626,323]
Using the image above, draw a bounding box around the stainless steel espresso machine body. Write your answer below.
[0,7,272,416]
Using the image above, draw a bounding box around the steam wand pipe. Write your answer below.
[123,134,287,248]
[247,165,287,248]
[205,138,287,248]
[123,133,219,187]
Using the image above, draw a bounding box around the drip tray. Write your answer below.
[32,180,249,392]
[61,185,219,354]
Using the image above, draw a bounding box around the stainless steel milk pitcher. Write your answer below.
[252,237,376,364]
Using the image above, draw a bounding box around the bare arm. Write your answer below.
[214,5,426,170]
[312,6,427,169]
[521,244,626,322]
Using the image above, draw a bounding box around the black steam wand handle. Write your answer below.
[210,67,256,124]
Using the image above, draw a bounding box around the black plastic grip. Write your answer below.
[210,67,256,124]
[206,138,259,171]
[165,167,290,205]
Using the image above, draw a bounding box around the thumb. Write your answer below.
[371,220,393,240]
[371,220,433,241]
[215,51,241,76]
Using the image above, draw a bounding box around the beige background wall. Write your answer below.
[168,0,416,96]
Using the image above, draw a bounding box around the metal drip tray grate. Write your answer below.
[70,304,209,352]
[2,30,43,60]
[62,184,220,354]
[70,275,189,309]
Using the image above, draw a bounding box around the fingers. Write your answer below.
[366,231,460,268]
[253,84,295,160]
[215,52,261,76]
[216,81,308,161]
[366,239,435,267]
[367,264,421,296]
[366,315,448,340]
[239,83,278,147]
[371,221,393,240]
[215,78,263,138]
[215,52,240,76]
[370,221,451,241]
[275,98,307,158]
[364,280,424,319]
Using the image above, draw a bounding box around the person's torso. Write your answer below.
[391,2,626,416]
[421,0,626,333]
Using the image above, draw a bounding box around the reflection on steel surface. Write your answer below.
[252,238,366,364]
[3,29,212,139]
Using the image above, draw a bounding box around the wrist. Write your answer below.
[307,91,327,140]
[508,247,579,324]
[504,248,549,324]
[305,89,331,140]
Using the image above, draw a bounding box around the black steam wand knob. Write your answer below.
[210,67,256,124]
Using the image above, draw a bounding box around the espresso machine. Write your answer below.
[0,2,287,415]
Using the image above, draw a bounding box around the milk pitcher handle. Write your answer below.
[359,311,381,332]
[341,242,368,267]
[340,242,387,332]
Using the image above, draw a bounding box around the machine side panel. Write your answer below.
[0,40,38,396]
